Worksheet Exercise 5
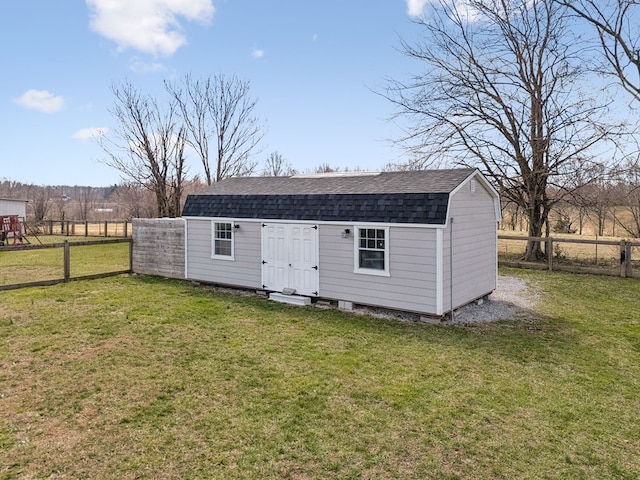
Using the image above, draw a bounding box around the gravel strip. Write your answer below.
[351,275,539,324]
[449,275,540,324]
[204,275,540,325]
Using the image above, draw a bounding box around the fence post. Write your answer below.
[49,220,53,235]
[124,221,128,238]
[85,221,89,237]
[547,237,553,271]
[620,241,628,278]
[129,238,133,273]
[63,240,70,282]
[104,221,108,238]
[625,241,632,278]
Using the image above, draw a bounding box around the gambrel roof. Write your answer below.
[182,168,484,225]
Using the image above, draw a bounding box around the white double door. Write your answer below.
[261,223,319,296]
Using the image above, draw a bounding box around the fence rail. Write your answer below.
[498,234,640,278]
[37,220,131,237]
[0,238,132,291]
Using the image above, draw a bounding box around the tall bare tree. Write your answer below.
[558,0,640,102]
[166,74,263,184]
[386,0,617,260]
[98,81,188,217]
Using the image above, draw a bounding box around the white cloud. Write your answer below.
[72,127,108,140]
[13,89,65,113]
[86,0,215,57]
[129,57,166,74]
[407,0,429,17]
[251,48,264,59]
[406,0,480,21]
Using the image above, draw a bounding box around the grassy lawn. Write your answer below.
[0,239,130,286]
[1,269,639,479]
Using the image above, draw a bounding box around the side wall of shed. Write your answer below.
[185,218,262,288]
[132,218,185,279]
[0,200,27,218]
[442,179,498,311]
[319,225,438,314]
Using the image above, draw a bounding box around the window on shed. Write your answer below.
[213,221,234,259]
[354,227,389,276]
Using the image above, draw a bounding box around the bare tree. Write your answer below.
[558,0,640,102]
[31,189,51,224]
[166,74,263,184]
[0,179,24,199]
[262,151,296,176]
[501,200,527,231]
[98,81,188,217]
[76,187,96,221]
[112,182,156,220]
[613,160,640,237]
[385,0,617,260]
[312,163,341,174]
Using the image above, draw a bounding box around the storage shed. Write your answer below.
[0,198,28,243]
[0,198,28,219]
[181,168,501,316]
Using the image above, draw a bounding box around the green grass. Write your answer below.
[1,269,639,479]
[0,240,130,286]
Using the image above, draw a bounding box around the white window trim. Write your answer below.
[353,226,390,277]
[211,220,235,261]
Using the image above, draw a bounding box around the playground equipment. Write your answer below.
[0,215,25,246]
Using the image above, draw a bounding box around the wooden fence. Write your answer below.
[499,235,640,278]
[0,239,132,291]
[38,220,131,238]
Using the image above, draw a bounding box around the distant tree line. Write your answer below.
[0,181,189,225]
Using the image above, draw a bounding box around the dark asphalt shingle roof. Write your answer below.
[182,168,477,225]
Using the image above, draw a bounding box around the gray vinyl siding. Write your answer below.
[185,219,261,288]
[442,179,498,311]
[319,225,438,314]
[0,199,27,218]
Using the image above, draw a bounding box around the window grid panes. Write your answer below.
[358,228,385,270]
[214,222,233,257]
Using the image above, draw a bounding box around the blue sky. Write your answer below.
[1,1,429,187]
